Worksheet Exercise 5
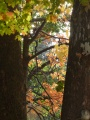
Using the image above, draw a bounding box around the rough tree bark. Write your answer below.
[61,0,90,120]
[0,35,27,120]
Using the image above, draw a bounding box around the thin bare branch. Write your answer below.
[41,30,69,40]
[28,61,50,80]
[28,45,54,61]
[29,19,46,45]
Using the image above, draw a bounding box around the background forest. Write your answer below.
[24,1,71,120]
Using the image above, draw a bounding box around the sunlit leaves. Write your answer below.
[0,1,32,36]
[66,29,69,38]
[55,44,68,65]
[5,0,22,7]
[50,72,59,79]
[15,35,22,40]
[0,0,87,37]
[0,0,73,37]
[47,14,58,23]
[60,5,65,12]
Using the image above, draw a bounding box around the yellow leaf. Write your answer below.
[66,30,69,38]
[60,6,65,12]
[50,15,58,23]
[39,11,44,16]
[65,8,71,14]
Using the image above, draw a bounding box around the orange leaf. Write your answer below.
[6,12,14,18]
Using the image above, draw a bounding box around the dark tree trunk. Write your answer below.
[61,1,90,120]
[23,36,30,88]
[0,35,27,120]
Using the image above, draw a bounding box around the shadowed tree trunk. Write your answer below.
[0,35,27,120]
[61,1,90,120]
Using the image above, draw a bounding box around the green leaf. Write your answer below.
[26,15,31,21]
[56,81,64,92]
[15,35,22,41]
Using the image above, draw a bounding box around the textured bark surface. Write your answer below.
[61,0,90,120]
[0,35,26,120]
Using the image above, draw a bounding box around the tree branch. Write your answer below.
[28,45,54,61]
[29,19,46,45]
[28,61,50,80]
[41,30,69,40]
[31,18,46,22]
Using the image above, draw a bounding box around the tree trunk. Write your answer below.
[0,35,27,120]
[61,1,90,120]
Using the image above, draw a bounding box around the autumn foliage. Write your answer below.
[26,33,69,119]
